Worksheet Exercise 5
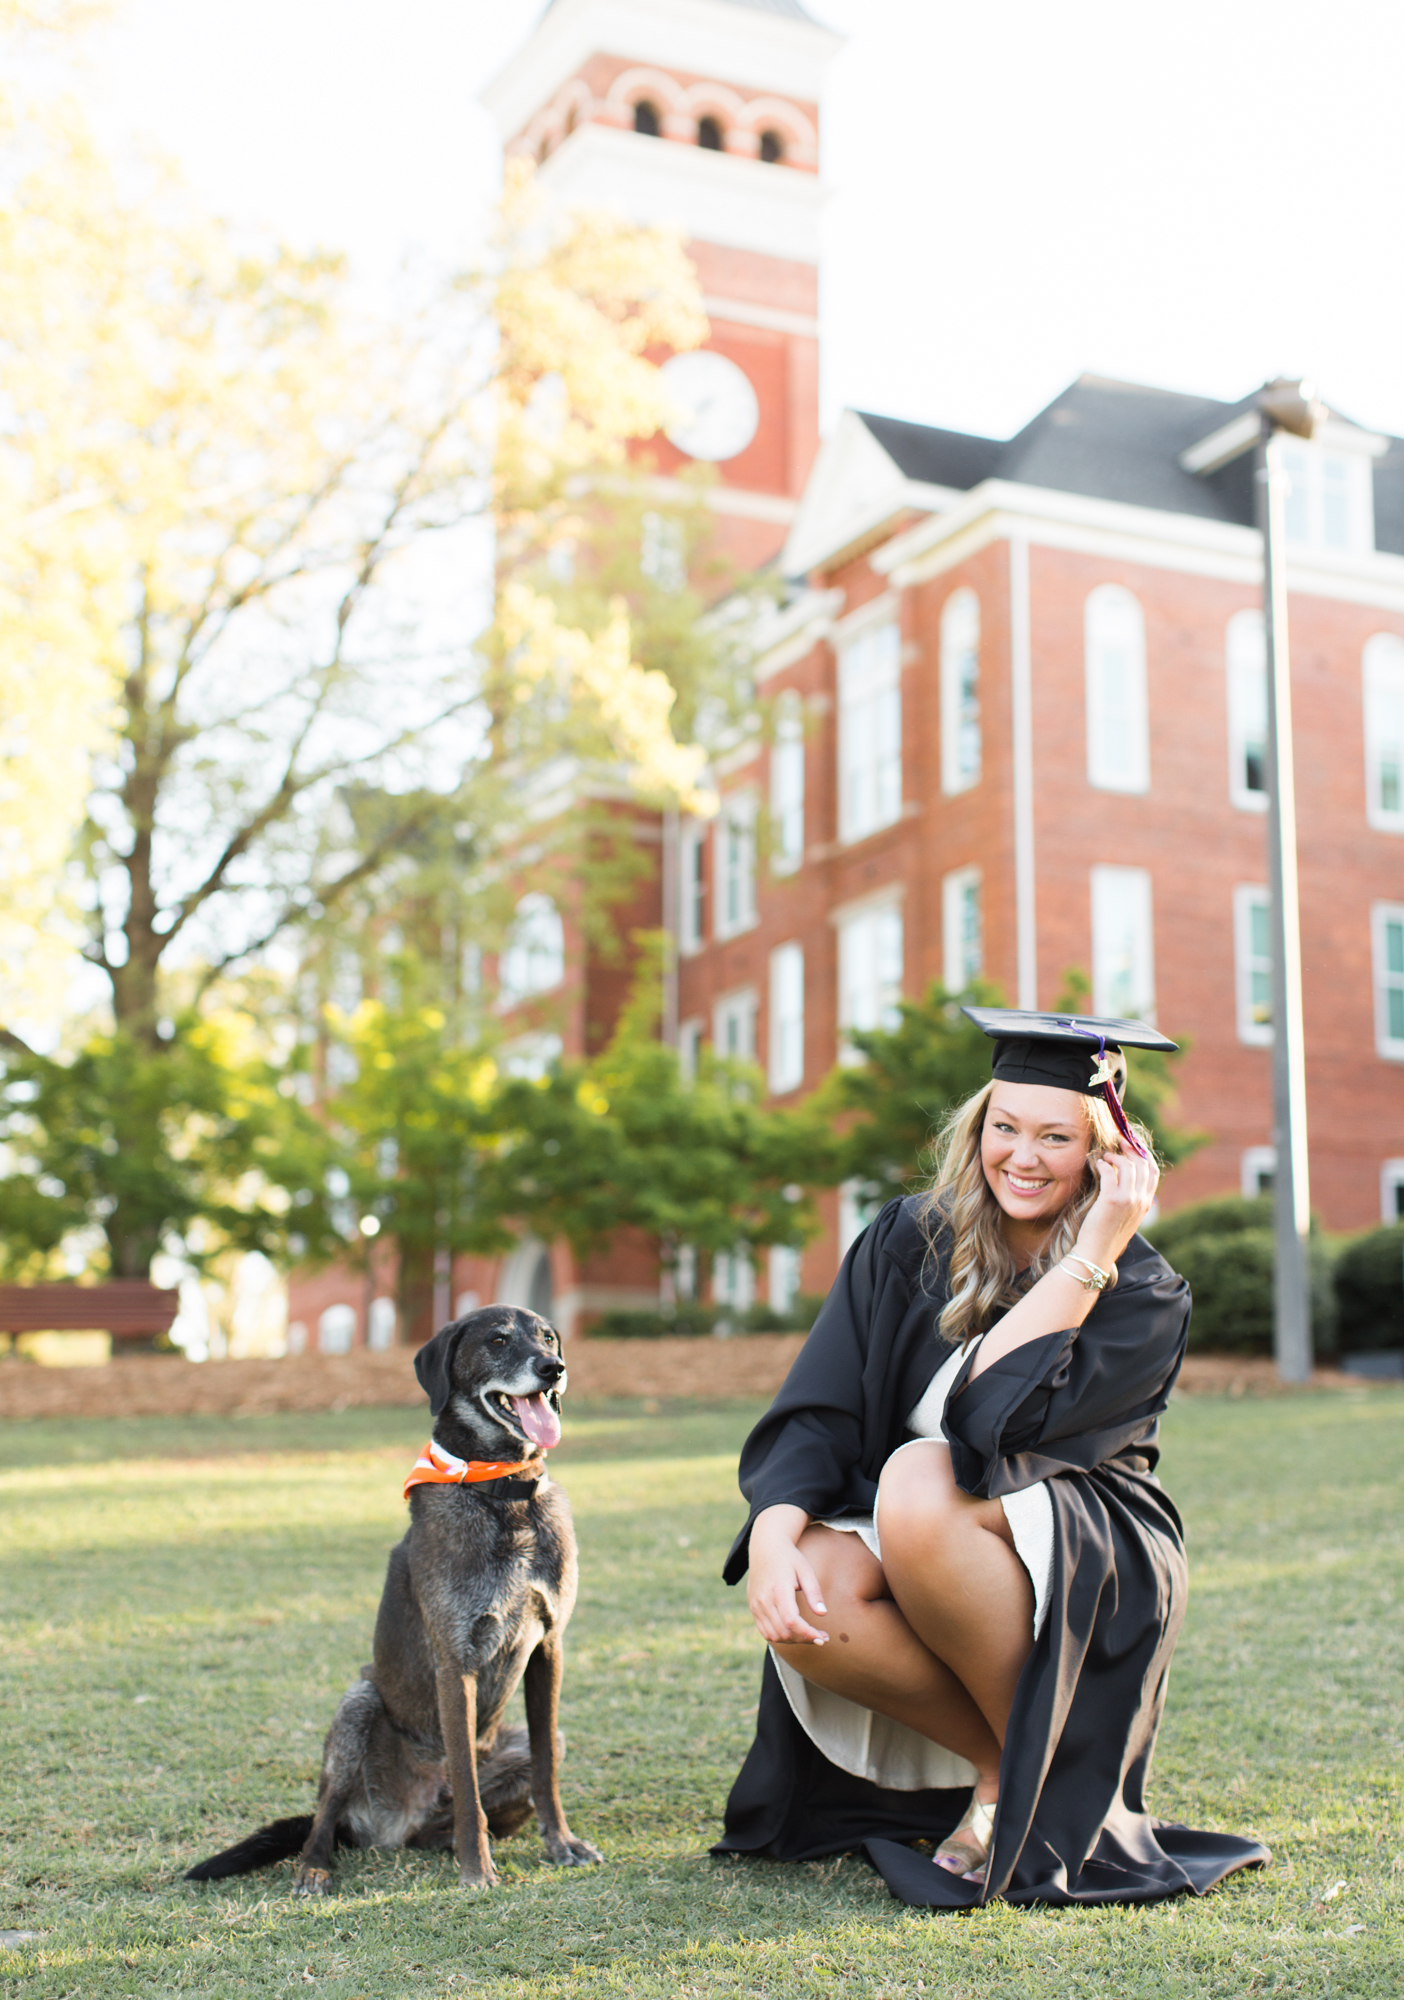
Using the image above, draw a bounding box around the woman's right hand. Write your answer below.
[746,1504,829,1646]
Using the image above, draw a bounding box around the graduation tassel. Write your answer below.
[1066,1026,1151,1161]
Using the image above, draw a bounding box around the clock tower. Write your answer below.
[482,0,839,569]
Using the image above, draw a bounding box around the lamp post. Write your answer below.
[1255,378,1326,1385]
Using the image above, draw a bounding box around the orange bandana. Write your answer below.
[403,1437,546,1501]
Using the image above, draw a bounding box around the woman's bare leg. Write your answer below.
[877,1442,1035,1803]
[771,1526,1002,1781]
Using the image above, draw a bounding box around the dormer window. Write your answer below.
[697,115,723,151]
[1279,440,1374,555]
[633,101,660,137]
[759,129,785,163]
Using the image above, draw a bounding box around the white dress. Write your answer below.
[770,1340,1056,1792]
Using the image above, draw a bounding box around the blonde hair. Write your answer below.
[918,1075,1155,1350]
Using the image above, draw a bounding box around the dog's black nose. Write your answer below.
[534,1354,565,1385]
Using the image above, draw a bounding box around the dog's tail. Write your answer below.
[185,1814,328,1882]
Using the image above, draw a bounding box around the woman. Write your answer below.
[715,1008,1269,1909]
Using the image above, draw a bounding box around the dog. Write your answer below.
[185,1306,601,1892]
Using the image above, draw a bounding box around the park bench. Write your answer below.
[0,1282,180,1352]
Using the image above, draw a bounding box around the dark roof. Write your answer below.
[859,376,1404,552]
[857,411,1003,491]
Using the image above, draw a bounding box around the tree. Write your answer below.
[317,942,833,1337]
[0,78,715,1055]
[0,27,747,1281]
[0,2,126,1016]
[0,1012,339,1282]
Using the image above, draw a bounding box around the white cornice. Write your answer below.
[533,123,825,262]
[703,294,819,338]
[828,880,905,926]
[751,585,844,682]
[482,0,841,140]
[869,476,1404,613]
[648,475,798,524]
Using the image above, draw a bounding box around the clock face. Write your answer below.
[660,350,760,463]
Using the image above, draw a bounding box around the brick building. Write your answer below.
[676,379,1404,1320]
[289,0,1404,1352]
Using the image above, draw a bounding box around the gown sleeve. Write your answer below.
[721,1199,904,1584]
[942,1239,1190,1499]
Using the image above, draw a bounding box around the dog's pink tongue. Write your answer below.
[512,1393,561,1451]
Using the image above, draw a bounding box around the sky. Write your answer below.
[83,0,1404,445]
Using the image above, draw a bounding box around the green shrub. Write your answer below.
[1333,1224,1404,1353]
[584,1306,720,1341]
[1146,1196,1336,1357]
[585,1294,824,1340]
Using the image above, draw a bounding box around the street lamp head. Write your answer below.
[1256,377,1328,441]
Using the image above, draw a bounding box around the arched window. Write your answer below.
[939,587,981,794]
[499,893,565,1002]
[633,100,660,137]
[1363,632,1404,832]
[697,114,723,150]
[1084,585,1149,793]
[759,129,785,164]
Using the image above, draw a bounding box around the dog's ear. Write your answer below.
[414,1322,468,1417]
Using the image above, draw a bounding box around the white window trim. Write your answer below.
[1233,884,1274,1047]
[679,823,706,954]
[939,586,981,797]
[835,894,904,1061]
[767,941,805,1095]
[768,1243,802,1317]
[1380,1158,1404,1224]
[1085,584,1150,796]
[1371,900,1404,1061]
[1241,1145,1277,1199]
[498,893,566,1006]
[1226,608,1269,815]
[837,609,903,846]
[711,1246,754,1314]
[713,794,758,941]
[941,864,983,993]
[838,1178,884,1257]
[678,1017,704,1083]
[770,696,805,875]
[1362,632,1404,835]
[1279,437,1376,557]
[1090,864,1156,1021]
[712,985,758,1065]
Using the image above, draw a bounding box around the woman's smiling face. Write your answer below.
[980,1082,1092,1232]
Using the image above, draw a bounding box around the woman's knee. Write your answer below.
[797,1525,886,1607]
[878,1445,967,1557]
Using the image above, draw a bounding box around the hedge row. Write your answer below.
[1146,1196,1404,1359]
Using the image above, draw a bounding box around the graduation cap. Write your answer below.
[961,1007,1178,1160]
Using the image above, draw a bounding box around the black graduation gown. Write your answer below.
[714,1196,1269,1909]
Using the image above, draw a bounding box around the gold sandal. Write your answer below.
[934,1789,996,1879]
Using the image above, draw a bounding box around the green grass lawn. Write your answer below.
[1,1388,1401,1998]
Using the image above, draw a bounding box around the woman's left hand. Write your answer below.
[1075,1141,1160,1275]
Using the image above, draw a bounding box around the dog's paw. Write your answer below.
[546,1834,602,1867]
[291,1867,333,1898]
[457,1864,500,1891]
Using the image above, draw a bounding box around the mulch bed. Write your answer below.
[0,1339,1374,1423]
